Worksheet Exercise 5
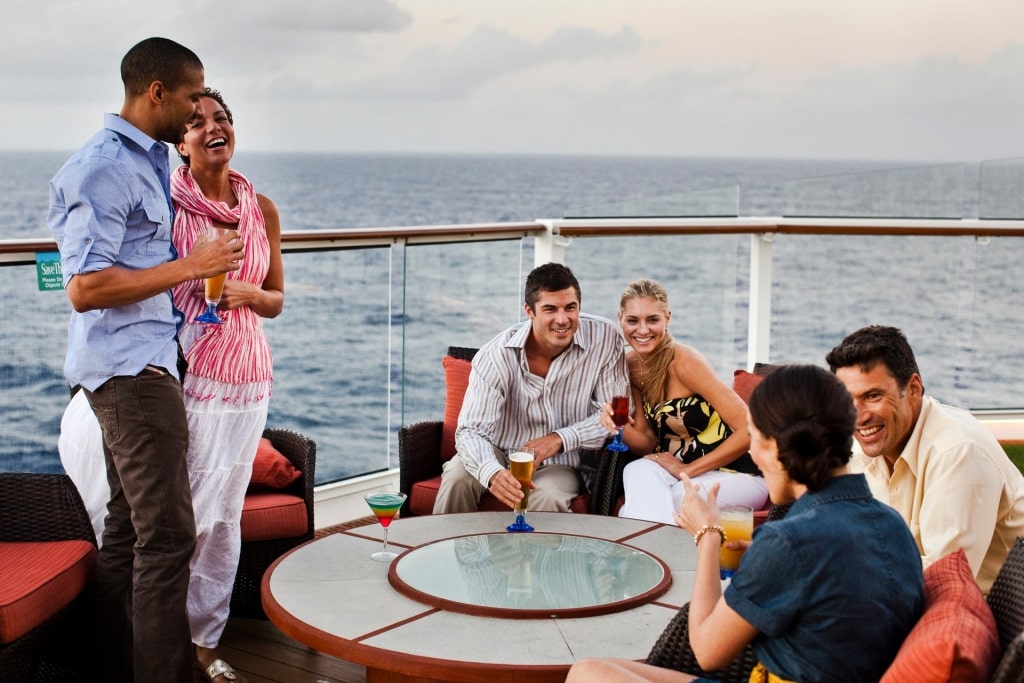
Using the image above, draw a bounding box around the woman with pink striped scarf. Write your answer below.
[171,88,284,683]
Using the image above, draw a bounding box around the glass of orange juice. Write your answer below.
[196,226,232,324]
[718,504,753,580]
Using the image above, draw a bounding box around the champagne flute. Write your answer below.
[507,447,535,532]
[607,393,630,452]
[196,226,231,324]
[364,491,407,561]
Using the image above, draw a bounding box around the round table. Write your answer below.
[262,511,697,683]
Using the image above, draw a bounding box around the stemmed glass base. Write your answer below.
[196,302,224,324]
[371,548,399,562]
[607,428,629,452]
[507,512,534,533]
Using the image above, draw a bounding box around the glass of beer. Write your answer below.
[718,504,753,580]
[196,226,231,324]
[507,447,535,533]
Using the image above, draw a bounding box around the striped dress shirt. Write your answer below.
[456,313,628,488]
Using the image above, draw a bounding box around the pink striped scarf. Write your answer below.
[171,165,261,256]
[171,165,273,392]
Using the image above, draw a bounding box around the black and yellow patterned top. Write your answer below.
[643,394,758,474]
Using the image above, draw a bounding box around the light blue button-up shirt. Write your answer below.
[48,114,183,391]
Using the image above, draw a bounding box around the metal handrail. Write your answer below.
[8,214,1024,265]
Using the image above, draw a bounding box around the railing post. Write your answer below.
[534,221,569,266]
[748,232,774,369]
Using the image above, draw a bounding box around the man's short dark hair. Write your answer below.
[825,325,921,389]
[121,37,203,96]
[524,263,581,310]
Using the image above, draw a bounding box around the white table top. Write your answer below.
[263,512,697,683]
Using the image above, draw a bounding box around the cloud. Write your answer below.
[232,0,412,32]
[306,23,645,102]
[0,0,413,103]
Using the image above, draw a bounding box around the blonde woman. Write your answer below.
[603,279,767,524]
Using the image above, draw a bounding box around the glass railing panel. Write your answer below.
[399,239,529,432]
[563,186,739,219]
[0,245,396,484]
[0,262,73,472]
[979,157,1024,220]
[767,233,1023,409]
[262,247,393,483]
[960,234,1024,408]
[783,163,965,218]
[561,234,750,382]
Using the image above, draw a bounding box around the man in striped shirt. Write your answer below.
[433,263,628,514]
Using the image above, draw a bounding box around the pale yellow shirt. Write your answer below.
[851,397,1024,594]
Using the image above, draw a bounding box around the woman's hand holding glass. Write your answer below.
[675,476,753,578]
[674,474,721,535]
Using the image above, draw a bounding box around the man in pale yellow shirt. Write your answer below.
[826,325,1024,594]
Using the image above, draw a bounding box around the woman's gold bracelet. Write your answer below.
[693,524,726,547]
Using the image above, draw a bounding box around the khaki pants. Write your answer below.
[432,454,581,513]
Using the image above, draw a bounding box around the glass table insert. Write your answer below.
[388,532,672,619]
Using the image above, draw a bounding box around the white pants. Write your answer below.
[618,458,769,525]
[58,390,108,546]
[185,395,266,648]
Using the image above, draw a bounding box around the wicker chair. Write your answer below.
[0,473,98,683]
[987,536,1024,683]
[230,427,316,619]
[645,602,758,683]
[398,346,620,516]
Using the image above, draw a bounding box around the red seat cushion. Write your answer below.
[240,492,308,542]
[0,540,96,644]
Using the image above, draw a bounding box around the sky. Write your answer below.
[3,0,1022,162]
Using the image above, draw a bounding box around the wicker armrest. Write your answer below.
[0,473,97,546]
[585,442,635,516]
[262,428,316,540]
[988,537,1024,683]
[398,420,444,494]
[646,603,757,683]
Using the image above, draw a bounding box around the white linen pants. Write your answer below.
[184,396,266,648]
[618,458,769,525]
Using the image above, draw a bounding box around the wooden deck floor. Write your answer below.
[213,517,376,682]
[217,617,366,682]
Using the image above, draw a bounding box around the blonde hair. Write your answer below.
[619,279,674,407]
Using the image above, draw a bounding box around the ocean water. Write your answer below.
[2,150,1021,483]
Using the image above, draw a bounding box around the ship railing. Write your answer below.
[3,216,1024,526]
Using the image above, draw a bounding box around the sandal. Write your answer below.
[199,658,241,682]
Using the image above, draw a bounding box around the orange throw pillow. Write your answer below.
[440,355,472,461]
[881,549,1000,683]
[248,437,301,491]
[732,369,764,404]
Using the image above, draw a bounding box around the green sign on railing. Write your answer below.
[37,251,63,291]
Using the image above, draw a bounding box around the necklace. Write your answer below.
[635,352,651,404]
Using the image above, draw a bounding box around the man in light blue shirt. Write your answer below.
[48,37,242,683]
